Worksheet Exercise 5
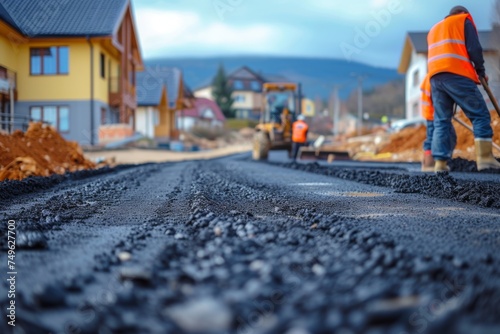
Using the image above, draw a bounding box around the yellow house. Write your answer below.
[0,0,143,145]
[135,66,193,140]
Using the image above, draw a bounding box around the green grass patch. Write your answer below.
[225,119,259,130]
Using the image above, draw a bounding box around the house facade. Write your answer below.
[194,66,273,121]
[135,66,193,140]
[398,31,498,120]
[0,0,143,145]
[228,67,266,120]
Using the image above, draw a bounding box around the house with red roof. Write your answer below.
[177,98,225,131]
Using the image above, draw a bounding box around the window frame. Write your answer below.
[101,107,108,125]
[30,46,69,76]
[233,80,244,90]
[412,69,420,88]
[100,53,106,79]
[29,106,70,133]
[234,94,246,103]
[250,81,261,91]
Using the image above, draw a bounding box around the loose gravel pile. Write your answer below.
[272,160,500,209]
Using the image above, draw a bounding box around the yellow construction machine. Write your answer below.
[252,82,301,160]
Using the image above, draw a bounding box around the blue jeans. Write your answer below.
[423,120,457,153]
[292,142,305,161]
[423,120,434,151]
[430,73,492,160]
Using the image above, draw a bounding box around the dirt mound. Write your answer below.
[379,125,427,155]
[0,123,95,181]
[377,112,500,161]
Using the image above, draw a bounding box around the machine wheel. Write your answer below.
[252,131,270,160]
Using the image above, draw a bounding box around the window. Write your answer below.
[59,107,69,132]
[0,66,7,79]
[250,81,261,91]
[30,47,69,75]
[233,80,244,90]
[101,107,108,125]
[100,53,106,79]
[200,108,215,119]
[30,106,70,132]
[412,69,420,87]
[234,94,246,102]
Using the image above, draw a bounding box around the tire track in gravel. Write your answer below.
[0,162,196,333]
[173,159,499,332]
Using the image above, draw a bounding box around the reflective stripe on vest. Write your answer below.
[292,121,308,143]
[428,53,470,63]
[420,75,434,121]
[428,39,465,49]
[427,13,479,83]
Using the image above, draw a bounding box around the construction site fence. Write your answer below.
[0,112,41,134]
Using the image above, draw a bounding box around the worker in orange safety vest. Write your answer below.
[420,74,456,172]
[291,114,309,162]
[427,5,500,172]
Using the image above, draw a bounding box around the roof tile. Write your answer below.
[0,0,128,37]
[136,66,182,108]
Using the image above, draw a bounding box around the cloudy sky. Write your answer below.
[131,0,496,68]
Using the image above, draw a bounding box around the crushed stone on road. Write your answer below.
[1,154,499,334]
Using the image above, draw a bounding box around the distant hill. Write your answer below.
[145,56,403,100]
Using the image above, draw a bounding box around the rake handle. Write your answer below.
[480,76,500,118]
[453,115,500,152]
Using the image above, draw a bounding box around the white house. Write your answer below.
[398,30,499,120]
[193,85,213,100]
[135,106,158,139]
[135,67,194,140]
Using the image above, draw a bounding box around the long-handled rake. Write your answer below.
[452,77,500,152]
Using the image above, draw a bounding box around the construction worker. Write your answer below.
[291,114,308,161]
[420,74,456,172]
[427,6,500,172]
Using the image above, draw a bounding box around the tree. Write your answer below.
[212,64,235,118]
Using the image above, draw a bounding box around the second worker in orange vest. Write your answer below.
[420,74,457,172]
[291,114,309,162]
[427,6,500,172]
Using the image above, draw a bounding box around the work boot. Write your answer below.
[475,139,500,171]
[434,160,450,172]
[421,150,435,172]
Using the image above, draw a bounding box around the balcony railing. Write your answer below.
[109,77,136,108]
[0,113,37,133]
[0,69,16,94]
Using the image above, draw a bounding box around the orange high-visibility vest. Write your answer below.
[427,13,479,83]
[292,120,308,143]
[420,75,434,121]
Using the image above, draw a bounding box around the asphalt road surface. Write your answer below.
[1,152,500,334]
